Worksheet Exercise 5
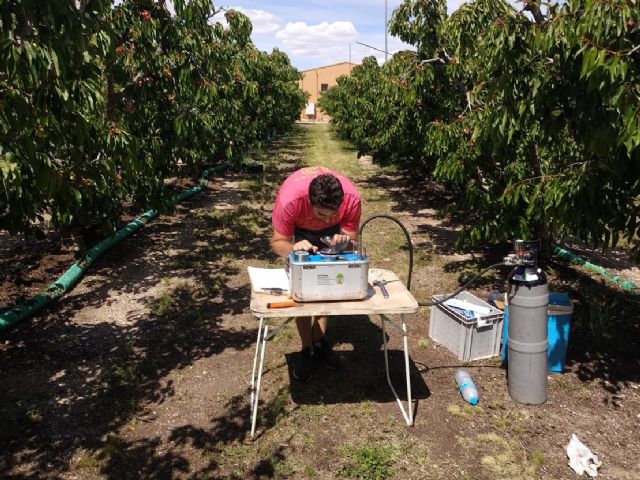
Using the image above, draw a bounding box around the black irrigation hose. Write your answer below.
[359,214,506,307]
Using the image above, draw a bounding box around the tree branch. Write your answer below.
[524,1,546,25]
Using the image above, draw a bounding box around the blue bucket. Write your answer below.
[502,292,574,373]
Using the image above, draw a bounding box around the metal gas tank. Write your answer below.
[507,265,549,405]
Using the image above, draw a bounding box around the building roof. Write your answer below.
[300,62,357,73]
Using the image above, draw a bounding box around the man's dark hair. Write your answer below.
[309,174,344,210]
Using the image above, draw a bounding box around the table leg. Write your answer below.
[250,319,269,439]
[250,316,264,413]
[381,314,414,426]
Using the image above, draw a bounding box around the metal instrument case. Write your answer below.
[289,252,369,301]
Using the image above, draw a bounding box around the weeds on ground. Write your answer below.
[457,432,541,479]
[198,204,267,238]
[0,399,44,441]
[97,357,159,419]
[260,386,290,427]
[147,280,204,335]
[213,442,252,477]
[337,443,397,480]
[490,409,531,435]
[296,403,331,422]
[74,451,102,470]
[303,465,317,478]
[448,403,484,418]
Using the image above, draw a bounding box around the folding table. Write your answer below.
[249,269,419,438]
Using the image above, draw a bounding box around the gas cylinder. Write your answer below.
[507,240,549,404]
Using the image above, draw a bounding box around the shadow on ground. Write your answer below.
[0,127,313,478]
[286,315,430,407]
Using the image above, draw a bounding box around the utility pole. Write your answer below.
[384,0,388,62]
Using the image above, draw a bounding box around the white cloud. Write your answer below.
[447,0,468,13]
[275,21,358,59]
[210,7,281,34]
[234,7,281,34]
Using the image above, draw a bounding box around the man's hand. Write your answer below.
[293,239,318,252]
[323,234,350,252]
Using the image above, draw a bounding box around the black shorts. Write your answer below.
[294,224,341,250]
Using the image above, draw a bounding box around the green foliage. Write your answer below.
[0,1,306,236]
[321,0,640,256]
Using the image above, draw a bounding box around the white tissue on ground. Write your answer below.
[566,434,602,477]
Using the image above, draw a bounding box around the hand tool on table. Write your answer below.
[373,279,390,298]
[267,300,298,309]
[372,279,399,298]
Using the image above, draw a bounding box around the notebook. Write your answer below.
[247,267,290,293]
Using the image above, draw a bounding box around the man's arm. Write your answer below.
[271,229,318,259]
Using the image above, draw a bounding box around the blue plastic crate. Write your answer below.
[502,292,573,373]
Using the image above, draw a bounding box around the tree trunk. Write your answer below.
[530,143,552,259]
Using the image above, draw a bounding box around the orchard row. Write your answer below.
[0,0,307,236]
[321,0,640,256]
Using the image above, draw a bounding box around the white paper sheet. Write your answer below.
[247,267,290,293]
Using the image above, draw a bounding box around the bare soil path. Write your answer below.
[1,124,639,479]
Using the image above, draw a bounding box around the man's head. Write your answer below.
[309,173,344,223]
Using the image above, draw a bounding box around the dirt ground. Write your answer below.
[1,124,639,480]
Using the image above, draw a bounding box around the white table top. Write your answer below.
[250,269,419,318]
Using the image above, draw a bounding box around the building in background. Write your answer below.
[299,62,356,121]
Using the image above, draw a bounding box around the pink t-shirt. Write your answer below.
[272,166,361,237]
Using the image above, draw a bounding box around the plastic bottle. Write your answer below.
[455,368,479,405]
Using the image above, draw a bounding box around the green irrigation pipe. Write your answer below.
[0,163,229,333]
[552,244,638,292]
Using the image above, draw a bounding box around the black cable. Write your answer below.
[359,214,414,290]
[417,262,506,307]
[359,214,506,307]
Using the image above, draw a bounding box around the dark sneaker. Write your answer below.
[316,338,342,370]
[292,347,314,382]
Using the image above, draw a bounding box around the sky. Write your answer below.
[209,1,469,71]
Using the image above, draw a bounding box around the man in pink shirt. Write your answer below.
[271,166,362,382]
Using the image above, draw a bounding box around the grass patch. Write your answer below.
[74,452,102,470]
[96,357,158,419]
[456,432,542,479]
[272,323,294,343]
[0,398,45,441]
[576,388,593,400]
[303,465,317,478]
[260,386,290,427]
[98,433,137,471]
[149,291,174,316]
[486,400,506,411]
[551,375,578,390]
[148,280,204,332]
[297,403,331,422]
[338,443,397,480]
[214,442,252,477]
[532,450,546,470]
[197,204,267,236]
[357,400,377,418]
[490,409,531,434]
[447,403,484,418]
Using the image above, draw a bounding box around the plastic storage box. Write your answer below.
[429,291,505,361]
[502,292,574,373]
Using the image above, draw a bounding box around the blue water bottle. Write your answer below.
[455,368,479,405]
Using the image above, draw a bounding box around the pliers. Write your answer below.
[260,287,290,296]
[373,279,398,299]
